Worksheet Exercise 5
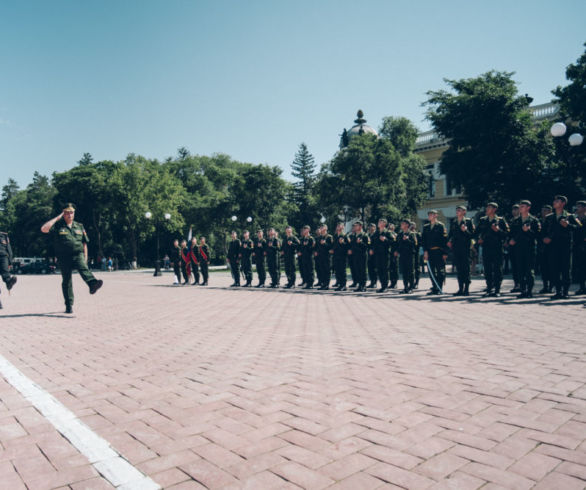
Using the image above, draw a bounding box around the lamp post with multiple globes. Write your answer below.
[145,211,171,276]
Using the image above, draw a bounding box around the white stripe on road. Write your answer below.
[0,354,160,489]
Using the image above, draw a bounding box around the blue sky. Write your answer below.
[1,0,584,188]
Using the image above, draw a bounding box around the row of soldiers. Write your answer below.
[221,195,585,299]
[171,236,211,285]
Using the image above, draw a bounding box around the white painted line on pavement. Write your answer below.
[0,354,160,489]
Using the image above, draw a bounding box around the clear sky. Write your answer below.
[1,0,584,188]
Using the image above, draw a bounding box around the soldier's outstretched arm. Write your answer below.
[41,212,64,233]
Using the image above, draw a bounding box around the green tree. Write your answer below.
[290,143,319,229]
[77,153,93,166]
[425,71,554,209]
[379,116,419,157]
[553,43,586,128]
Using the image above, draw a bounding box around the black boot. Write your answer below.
[6,276,17,290]
[463,283,470,296]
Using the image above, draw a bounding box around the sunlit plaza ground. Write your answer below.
[0,270,585,489]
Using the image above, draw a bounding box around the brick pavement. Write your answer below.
[0,271,585,489]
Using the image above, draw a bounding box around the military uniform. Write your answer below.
[281,234,299,288]
[266,237,281,287]
[299,234,316,288]
[448,217,475,295]
[413,230,423,288]
[372,229,394,291]
[171,243,182,284]
[239,237,254,286]
[198,243,210,285]
[422,220,448,294]
[50,218,100,309]
[315,233,333,289]
[388,227,399,288]
[332,232,348,290]
[396,230,418,292]
[367,230,377,287]
[347,230,357,287]
[180,244,191,284]
[509,214,541,297]
[537,215,553,293]
[0,231,17,306]
[574,208,586,295]
[253,237,267,287]
[476,214,509,296]
[227,237,241,286]
[349,230,369,291]
[189,243,200,284]
[543,210,581,298]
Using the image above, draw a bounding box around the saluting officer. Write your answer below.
[448,205,475,296]
[422,210,448,295]
[299,225,316,289]
[372,219,393,293]
[508,200,540,298]
[395,219,418,294]
[239,230,254,287]
[367,223,377,288]
[574,200,586,295]
[0,227,17,308]
[476,202,509,297]
[538,205,554,294]
[315,225,333,290]
[542,195,581,299]
[281,226,299,288]
[227,231,241,287]
[41,203,103,314]
[253,229,267,288]
[266,227,281,288]
[332,222,348,291]
[198,237,210,286]
[348,221,370,292]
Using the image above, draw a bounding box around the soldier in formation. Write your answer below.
[0,227,17,309]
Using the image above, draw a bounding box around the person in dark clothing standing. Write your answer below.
[332,222,348,291]
[538,204,554,293]
[281,226,299,288]
[508,200,541,298]
[171,239,182,285]
[315,225,333,290]
[476,202,509,297]
[507,204,522,292]
[180,240,191,285]
[239,230,253,287]
[372,219,393,293]
[422,210,448,295]
[395,219,418,294]
[542,195,582,299]
[447,205,475,296]
[299,225,316,289]
[348,221,369,292]
[266,228,281,288]
[387,223,399,288]
[227,231,241,287]
[574,200,586,295]
[41,203,103,313]
[198,237,210,286]
[367,223,377,288]
[253,229,267,287]
[409,222,423,289]
[0,228,17,308]
[189,237,200,285]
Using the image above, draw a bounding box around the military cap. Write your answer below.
[428,209,438,214]
[63,202,76,211]
[400,218,411,224]
[368,223,376,228]
[456,205,467,211]
[512,204,520,209]
[542,204,552,211]
[378,218,388,224]
[554,195,568,204]
[486,202,499,209]
[354,221,363,226]
[576,200,586,207]
[519,200,531,206]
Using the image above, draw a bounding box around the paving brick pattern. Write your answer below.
[0,271,585,489]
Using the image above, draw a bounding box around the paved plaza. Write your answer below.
[0,271,585,489]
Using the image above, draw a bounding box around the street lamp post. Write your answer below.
[145,211,171,277]
[551,122,583,146]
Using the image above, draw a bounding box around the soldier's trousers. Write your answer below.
[483,251,503,292]
[267,257,280,285]
[297,255,303,283]
[191,261,200,283]
[316,255,330,286]
[375,253,389,289]
[399,255,415,290]
[200,261,209,284]
[283,256,296,285]
[301,255,314,285]
[181,262,189,283]
[575,247,586,288]
[510,245,520,285]
[241,258,252,284]
[539,245,551,288]
[428,249,446,290]
[453,247,471,289]
[414,254,421,285]
[333,256,346,287]
[367,254,377,284]
[349,253,357,284]
[549,245,571,294]
[172,261,181,282]
[389,256,398,287]
[352,253,367,287]
[255,259,266,285]
[229,259,240,285]
[515,247,535,293]
[0,255,11,284]
[57,253,98,307]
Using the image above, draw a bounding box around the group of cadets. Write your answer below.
[171,236,211,286]
[219,195,585,300]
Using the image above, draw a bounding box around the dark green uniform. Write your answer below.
[538,216,553,293]
[266,237,281,287]
[543,211,581,297]
[332,233,348,289]
[315,233,333,289]
[253,237,267,286]
[190,243,200,284]
[227,238,241,286]
[50,219,99,309]
[171,244,182,283]
[574,214,586,294]
[367,231,377,287]
[448,218,475,294]
[347,231,357,286]
[476,215,509,295]
[388,228,399,288]
[349,231,369,290]
[422,221,448,293]
[239,238,253,286]
[0,231,14,284]
[198,244,210,285]
[299,235,316,288]
[396,230,418,292]
[281,235,299,287]
[509,215,540,296]
[413,230,423,287]
[371,229,393,291]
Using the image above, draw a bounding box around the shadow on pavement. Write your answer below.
[0,312,73,319]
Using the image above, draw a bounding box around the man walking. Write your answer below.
[281,226,299,288]
[422,210,448,295]
[476,202,509,297]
